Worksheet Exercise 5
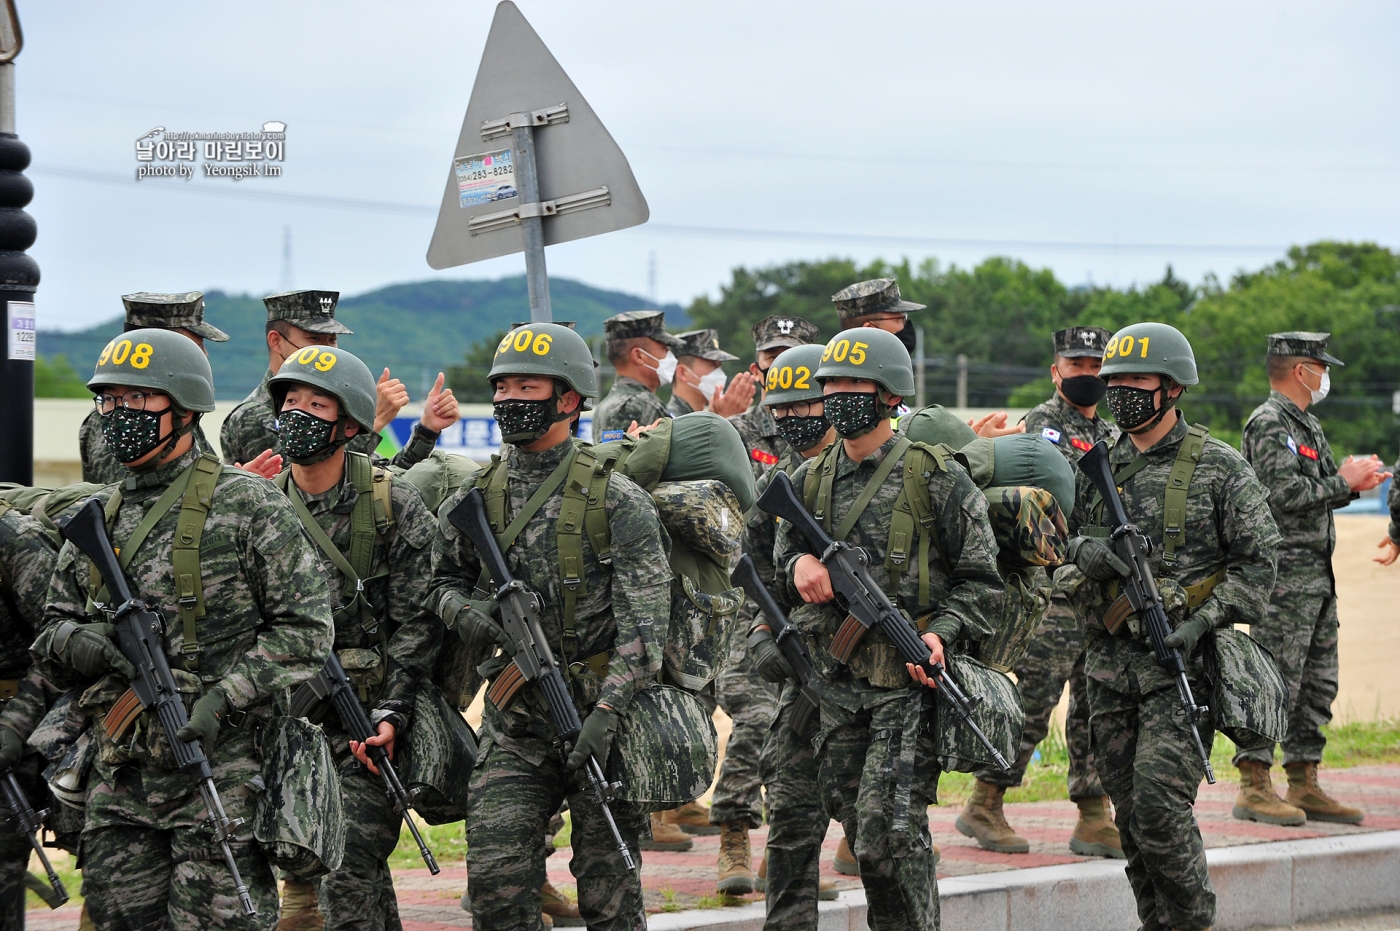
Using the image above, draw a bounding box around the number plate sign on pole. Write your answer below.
[427,1,649,323]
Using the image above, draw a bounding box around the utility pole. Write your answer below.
[0,2,37,486]
[280,225,293,291]
[956,354,968,410]
[914,325,926,410]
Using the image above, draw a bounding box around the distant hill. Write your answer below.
[38,276,687,400]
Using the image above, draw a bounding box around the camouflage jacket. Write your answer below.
[666,393,696,419]
[282,461,443,723]
[1069,417,1280,695]
[429,438,669,765]
[33,448,334,777]
[220,367,438,468]
[591,377,669,442]
[774,435,1004,689]
[1390,451,1400,545]
[0,507,59,741]
[80,408,215,486]
[729,400,788,480]
[1242,391,1353,558]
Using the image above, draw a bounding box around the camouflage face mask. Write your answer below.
[493,398,556,445]
[277,408,342,464]
[823,392,884,439]
[775,414,830,452]
[101,407,172,465]
[1105,384,1172,432]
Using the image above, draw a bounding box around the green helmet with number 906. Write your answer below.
[268,345,378,433]
[813,327,915,396]
[488,323,599,399]
[88,327,215,412]
[1098,322,1198,386]
[764,344,827,407]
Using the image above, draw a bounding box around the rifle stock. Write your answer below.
[1,769,68,908]
[730,554,823,736]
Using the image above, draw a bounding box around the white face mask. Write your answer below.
[1304,366,1330,405]
[645,350,678,386]
[697,368,727,398]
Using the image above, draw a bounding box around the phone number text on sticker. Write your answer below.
[456,148,518,208]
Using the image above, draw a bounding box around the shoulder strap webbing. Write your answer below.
[558,447,613,659]
[834,437,911,542]
[1162,425,1209,565]
[888,442,953,607]
[803,441,844,532]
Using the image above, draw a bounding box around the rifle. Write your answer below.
[730,554,824,737]
[289,653,439,873]
[448,487,636,872]
[61,499,256,915]
[1,769,68,908]
[757,472,1010,770]
[1078,441,1216,784]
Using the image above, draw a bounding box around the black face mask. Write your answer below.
[824,392,885,439]
[775,414,830,453]
[102,407,173,466]
[1059,374,1107,408]
[1104,384,1174,432]
[493,398,557,445]
[895,319,917,354]
[277,408,342,464]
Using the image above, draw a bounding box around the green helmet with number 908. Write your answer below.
[764,344,827,407]
[1098,322,1198,386]
[268,345,378,433]
[88,327,215,412]
[813,327,916,396]
[488,323,599,399]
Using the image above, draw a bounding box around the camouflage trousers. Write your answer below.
[818,684,939,931]
[758,685,827,931]
[466,741,646,931]
[1236,570,1338,767]
[0,756,41,931]
[709,647,778,829]
[1088,673,1217,931]
[979,598,1102,799]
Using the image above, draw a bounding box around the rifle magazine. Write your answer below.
[486,661,527,711]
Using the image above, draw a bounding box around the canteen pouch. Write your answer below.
[935,653,1023,773]
[396,682,479,824]
[1204,627,1289,751]
[608,684,718,813]
[253,714,345,879]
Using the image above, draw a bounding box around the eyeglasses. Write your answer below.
[94,391,169,415]
[770,401,821,418]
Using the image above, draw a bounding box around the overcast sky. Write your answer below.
[19,0,1400,331]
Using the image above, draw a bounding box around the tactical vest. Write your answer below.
[1088,423,1209,566]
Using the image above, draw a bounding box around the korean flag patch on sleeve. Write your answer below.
[1286,435,1298,455]
[1041,426,1062,445]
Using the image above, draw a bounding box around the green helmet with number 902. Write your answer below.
[268,345,378,433]
[764,344,827,407]
[1098,322,1198,386]
[88,327,215,412]
[813,327,916,396]
[489,323,599,399]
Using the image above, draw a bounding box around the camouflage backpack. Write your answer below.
[0,483,108,546]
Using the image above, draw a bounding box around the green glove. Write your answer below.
[747,628,794,684]
[1163,614,1215,659]
[566,706,615,773]
[61,623,136,680]
[452,598,509,651]
[1067,536,1131,582]
[175,689,228,746]
[0,727,24,770]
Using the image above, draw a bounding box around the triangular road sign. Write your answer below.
[426,1,649,270]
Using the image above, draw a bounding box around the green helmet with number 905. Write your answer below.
[1098,322,1198,386]
[764,344,828,407]
[813,327,915,396]
[268,345,378,433]
[88,327,215,412]
[488,323,599,399]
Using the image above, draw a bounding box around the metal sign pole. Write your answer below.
[0,13,38,486]
[511,118,552,322]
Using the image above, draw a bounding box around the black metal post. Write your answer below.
[0,58,38,485]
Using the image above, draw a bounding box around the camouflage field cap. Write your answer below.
[831,277,925,322]
[121,291,229,342]
[675,329,738,363]
[752,315,821,352]
[1267,331,1344,367]
[603,310,684,350]
[1053,325,1112,359]
[263,289,353,335]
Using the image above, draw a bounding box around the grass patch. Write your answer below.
[388,817,468,871]
[692,893,748,909]
[1321,718,1400,767]
[659,885,681,913]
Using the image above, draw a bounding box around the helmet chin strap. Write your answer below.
[127,408,198,472]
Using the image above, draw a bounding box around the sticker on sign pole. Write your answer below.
[7,301,35,361]
[456,149,518,207]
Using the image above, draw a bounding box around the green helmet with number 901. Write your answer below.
[813,327,916,396]
[764,344,827,407]
[88,327,215,412]
[268,345,378,433]
[488,323,599,399]
[1098,322,1198,386]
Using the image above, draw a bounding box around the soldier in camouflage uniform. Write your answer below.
[774,328,1005,931]
[958,326,1122,858]
[830,277,923,355]
[1062,323,1279,931]
[591,310,684,442]
[266,346,445,931]
[29,329,334,929]
[666,329,751,420]
[220,290,449,469]
[1234,332,1386,827]
[431,324,669,931]
[1380,452,1400,565]
[79,292,227,485]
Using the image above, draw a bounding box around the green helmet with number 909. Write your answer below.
[88,327,215,412]
[1098,322,1198,386]
[268,345,378,433]
[764,344,827,407]
[813,327,916,396]
[488,323,599,399]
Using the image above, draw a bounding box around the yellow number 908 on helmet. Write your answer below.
[89,328,215,412]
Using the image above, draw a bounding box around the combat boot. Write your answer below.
[666,800,721,835]
[833,836,858,875]
[641,811,695,851]
[1068,795,1124,859]
[1285,762,1364,824]
[1232,761,1306,826]
[955,780,1029,853]
[277,878,325,931]
[754,848,838,900]
[716,822,755,895]
[540,880,584,927]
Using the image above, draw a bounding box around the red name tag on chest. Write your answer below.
[1298,444,1319,460]
[1070,437,1094,452]
[751,448,779,466]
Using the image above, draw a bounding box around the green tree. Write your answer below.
[445,331,507,403]
[34,354,90,398]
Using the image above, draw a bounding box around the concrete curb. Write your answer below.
[646,830,1400,930]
